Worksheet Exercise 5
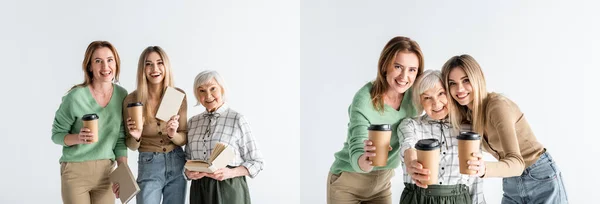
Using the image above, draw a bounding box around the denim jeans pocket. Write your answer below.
[174,147,186,160]
[526,161,558,182]
[139,153,155,164]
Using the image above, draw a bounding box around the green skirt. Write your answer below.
[400,183,471,204]
[190,176,251,204]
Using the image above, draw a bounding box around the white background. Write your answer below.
[0,0,299,203]
[302,0,599,203]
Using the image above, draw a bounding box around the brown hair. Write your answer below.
[71,41,121,90]
[135,46,175,124]
[440,54,488,135]
[370,36,425,112]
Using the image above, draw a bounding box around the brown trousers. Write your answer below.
[60,160,115,204]
[327,169,394,204]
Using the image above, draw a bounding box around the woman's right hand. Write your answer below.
[407,160,430,188]
[185,169,208,180]
[358,140,393,172]
[359,140,376,172]
[126,117,142,140]
[78,128,94,144]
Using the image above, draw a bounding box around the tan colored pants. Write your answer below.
[327,169,394,204]
[60,160,115,204]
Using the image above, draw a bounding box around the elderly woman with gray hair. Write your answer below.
[398,70,486,204]
[184,70,264,204]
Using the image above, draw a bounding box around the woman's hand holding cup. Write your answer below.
[358,139,393,172]
[126,117,142,140]
[467,152,486,177]
[78,128,94,144]
[407,160,431,188]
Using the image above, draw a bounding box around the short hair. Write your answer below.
[412,70,443,115]
[193,70,227,106]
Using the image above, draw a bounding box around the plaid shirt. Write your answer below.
[398,115,486,204]
[185,103,264,178]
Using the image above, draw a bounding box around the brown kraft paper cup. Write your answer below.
[367,124,392,167]
[82,114,99,143]
[415,139,440,185]
[457,132,481,175]
[127,102,144,131]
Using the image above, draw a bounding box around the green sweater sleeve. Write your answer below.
[113,87,128,158]
[347,97,371,173]
[52,93,75,146]
[113,119,127,158]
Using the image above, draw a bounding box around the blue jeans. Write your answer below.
[136,147,187,204]
[502,151,568,204]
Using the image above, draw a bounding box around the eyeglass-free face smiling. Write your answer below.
[448,67,474,109]
[420,82,449,120]
[197,78,224,112]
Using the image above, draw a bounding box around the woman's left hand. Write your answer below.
[467,152,486,177]
[112,183,120,198]
[207,168,236,181]
[167,115,180,138]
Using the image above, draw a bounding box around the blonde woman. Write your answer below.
[184,70,264,204]
[116,46,188,204]
[441,54,567,203]
[51,41,128,204]
[327,36,424,204]
[398,70,485,204]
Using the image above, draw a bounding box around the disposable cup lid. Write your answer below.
[82,113,99,121]
[368,124,391,131]
[415,138,440,150]
[457,131,481,140]
[127,102,144,107]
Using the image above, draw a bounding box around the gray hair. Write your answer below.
[412,69,444,114]
[193,70,227,106]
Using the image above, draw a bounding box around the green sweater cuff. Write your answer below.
[52,133,68,147]
[350,151,367,173]
[114,149,127,158]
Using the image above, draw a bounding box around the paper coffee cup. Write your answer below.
[367,124,392,167]
[127,102,144,131]
[457,131,481,175]
[82,113,99,143]
[415,138,440,185]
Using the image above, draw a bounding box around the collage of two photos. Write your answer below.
[1,0,599,203]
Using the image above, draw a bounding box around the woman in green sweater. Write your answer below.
[51,41,128,204]
[327,36,424,204]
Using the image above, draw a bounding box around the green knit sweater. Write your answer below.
[330,82,417,174]
[51,85,128,163]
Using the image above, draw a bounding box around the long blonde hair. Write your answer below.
[135,46,174,124]
[71,41,121,90]
[441,54,488,135]
[371,36,425,112]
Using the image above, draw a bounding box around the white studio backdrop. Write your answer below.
[301,0,599,203]
[0,0,299,203]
